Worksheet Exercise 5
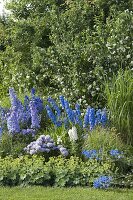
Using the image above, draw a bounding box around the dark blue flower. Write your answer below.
[59,95,65,109]
[95,109,101,125]
[47,97,61,117]
[31,88,36,96]
[45,105,57,125]
[83,107,90,128]
[73,110,82,127]
[89,108,95,130]
[64,100,75,124]
[75,103,81,116]
[101,109,108,127]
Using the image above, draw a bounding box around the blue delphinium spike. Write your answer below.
[75,103,81,116]
[95,109,101,125]
[89,108,95,130]
[101,109,108,127]
[29,100,40,129]
[45,105,57,125]
[9,88,18,109]
[7,108,20,134]
[31,88,36,96]
[59,95,65,109]
[64,100,75,124]
[74,110,82,127]
[47,97,61,117]
[83,107,90,128]
[63,117,69,129]
[0,127,2,137]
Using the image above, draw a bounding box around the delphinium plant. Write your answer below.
[45,95,108,157]
[0,88,44,157]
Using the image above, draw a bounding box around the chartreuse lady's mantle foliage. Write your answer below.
[0,155,113,187]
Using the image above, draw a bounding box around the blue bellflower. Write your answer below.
[93,176,112,189]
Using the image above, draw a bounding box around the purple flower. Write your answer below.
[9,88,18,109]
[0,127,2,137]
[21,129,36,136]
[7,109,20,134]
[29,100,40,129]
[59,146,69,157]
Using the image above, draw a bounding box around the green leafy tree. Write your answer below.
[1,0,133,106]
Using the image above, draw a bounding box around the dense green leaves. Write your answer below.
[0,0,133,106]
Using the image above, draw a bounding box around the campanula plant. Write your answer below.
[93,176,112,189]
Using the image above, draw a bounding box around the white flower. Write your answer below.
[68,126,78,142]
[57,136,62,144]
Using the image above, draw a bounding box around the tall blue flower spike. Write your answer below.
[47,97,61,117]
[101,109,108,127]
[29,100,40,129]
[83,107,90,128]
[89,108,95,130]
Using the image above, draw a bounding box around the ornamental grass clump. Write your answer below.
[105,69,133,145]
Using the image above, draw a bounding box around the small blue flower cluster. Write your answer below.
[93,176,112,189]
[82,149,100,160]
[82,149,124,161]
[24,134,68,156]
[110,149,124,159]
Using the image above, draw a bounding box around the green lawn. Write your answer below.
[0,187,133,200]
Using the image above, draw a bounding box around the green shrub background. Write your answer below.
[0,0,133,106]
